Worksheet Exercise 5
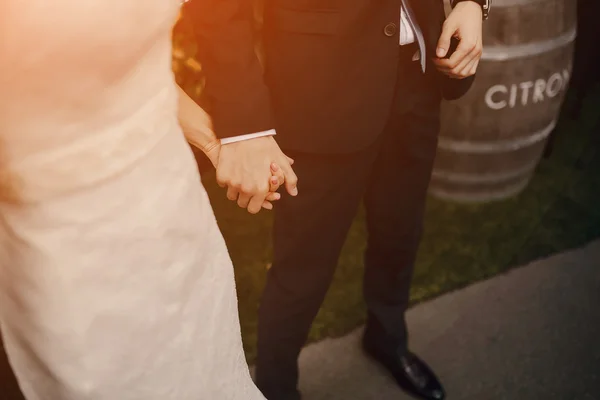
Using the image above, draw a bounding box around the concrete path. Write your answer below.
[297,240,600,400]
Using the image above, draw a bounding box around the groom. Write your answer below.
[188,0,489,399]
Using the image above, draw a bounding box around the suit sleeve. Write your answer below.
[185,0,275,139]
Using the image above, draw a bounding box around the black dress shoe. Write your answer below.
[362,336,445,400]
[264,393,301,400]
[258,387,302,400]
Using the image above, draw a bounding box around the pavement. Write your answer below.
[2,240,599,400]
[297,240,600,400]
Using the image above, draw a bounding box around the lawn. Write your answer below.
[200,86,600,363]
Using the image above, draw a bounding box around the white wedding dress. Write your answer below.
[0,1,264,399]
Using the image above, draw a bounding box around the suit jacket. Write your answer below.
[188,0,475,153]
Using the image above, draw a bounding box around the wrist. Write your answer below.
[202,139,221,153]
[453,0,490,20]
[181,125,218,153]
[220,129,276,145]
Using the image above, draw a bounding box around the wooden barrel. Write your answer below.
[430,0,577,203]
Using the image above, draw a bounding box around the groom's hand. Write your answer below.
[433,1,483,79]
[216,136,298,214]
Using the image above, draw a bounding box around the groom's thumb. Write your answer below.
[437,21,456,58]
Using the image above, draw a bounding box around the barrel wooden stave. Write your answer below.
[430,0,576,203]
[433,137,547,176]
[483,0,576,46]
[439,45,572,143]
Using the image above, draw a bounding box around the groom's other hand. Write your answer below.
[217,136,298,214]
[433,1,483,79]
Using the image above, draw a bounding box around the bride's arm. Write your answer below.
[176,85,221,167]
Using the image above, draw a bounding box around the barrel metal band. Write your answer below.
[437,120,556,154]
[428,179,530,203]
[482,28,576,61]
[432,160,538,184]
[431,159,538,184]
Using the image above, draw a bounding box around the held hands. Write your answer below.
[215,136,298,214]
[203,138,287,212]
[176,85,295,214]
[433,1,483,79]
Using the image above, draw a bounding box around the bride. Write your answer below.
[0,0,289,398]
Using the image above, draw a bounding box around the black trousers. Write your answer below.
[255,45,442,399]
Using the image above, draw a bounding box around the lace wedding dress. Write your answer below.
[0,1,264,398]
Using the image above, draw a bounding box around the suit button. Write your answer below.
[384,23,397,37]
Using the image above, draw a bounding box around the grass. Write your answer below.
[201,86,600,363]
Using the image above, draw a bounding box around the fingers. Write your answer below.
[217,173,227,188]
[436,20,457,58]
[260,191,281,211]
[237,192,252,209]
[256,177,282,213]
[269,174,281,193]
[280,162,298,197]
[272,156,295,192]
[468,58,480,76]
[439,39,470,72]
[226,186,239,201]
[228,188,280,212]
[435,38,482,79]
[275,151,299,197]
[450,49,477,79]
[260,175,281,212]
[224,171,282,214]
[270,163,285,187]
[455,57,477,78]
[246,189,269,214]
[247,197,264,214]
[435,1,483,78]
[216,137,293,214]
[265,192,281,202]
[254,181,282,213]
[240,179,270,214]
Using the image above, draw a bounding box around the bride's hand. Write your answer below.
[244,161,295,211]
[206,140,290,212]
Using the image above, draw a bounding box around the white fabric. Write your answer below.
[221,129,276,145]
[400,6,416,45]
[0,1,264,399]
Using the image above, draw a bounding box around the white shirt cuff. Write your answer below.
[220,129,276,145]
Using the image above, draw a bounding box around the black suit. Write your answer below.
[189,0,473,148]
[188,0,475,398]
